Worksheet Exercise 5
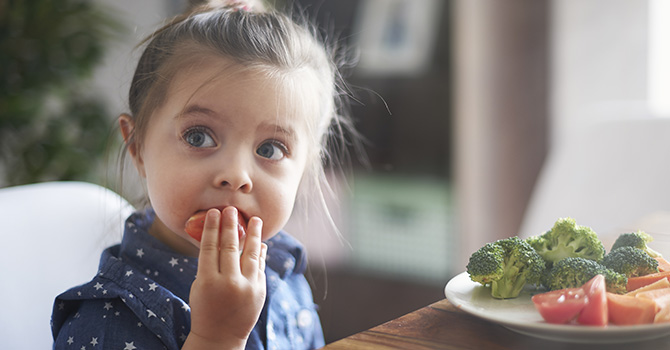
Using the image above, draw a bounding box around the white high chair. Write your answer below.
[518,116,670,245]
[0,181,134,349]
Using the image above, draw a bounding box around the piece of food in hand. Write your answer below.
[184,209,247,242]
[466,236,545,299]
[531,287,588,324]
[525,217,606,269]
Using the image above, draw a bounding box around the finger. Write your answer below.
[241,217,263,278]
[259,243,268,272]
[219,206,242,274]
[197,209,222,276]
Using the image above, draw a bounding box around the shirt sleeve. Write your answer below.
[53,298,168,350]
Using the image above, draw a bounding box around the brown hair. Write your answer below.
[120,1,358,231]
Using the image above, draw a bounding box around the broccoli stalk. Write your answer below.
[490,251,532,299]
[526,217,605,267]
[467,237,545,299]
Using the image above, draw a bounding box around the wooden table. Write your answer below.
[320,298,670,350]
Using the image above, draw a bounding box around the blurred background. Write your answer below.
[2,0,670,344]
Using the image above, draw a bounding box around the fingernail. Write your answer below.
[223,207,238,223]
[207,208,221,220]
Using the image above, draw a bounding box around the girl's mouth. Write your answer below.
[184,208,247,243]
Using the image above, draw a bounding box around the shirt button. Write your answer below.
[297,309,312,329]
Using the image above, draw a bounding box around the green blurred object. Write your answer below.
[0,0,123,186]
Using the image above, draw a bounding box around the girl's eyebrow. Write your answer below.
[179,103,297,139]
[259,121,296,139]
[178,104,216,118]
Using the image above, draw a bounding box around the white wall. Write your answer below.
[91,0,174,118]
[550,0,649,145]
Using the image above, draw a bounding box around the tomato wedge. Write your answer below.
[184,209,247,242]
[577,274,608,326]
[532,287,588,324]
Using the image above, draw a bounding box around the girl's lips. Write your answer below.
[184,208,248,243]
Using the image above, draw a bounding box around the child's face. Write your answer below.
[126,57,311,255]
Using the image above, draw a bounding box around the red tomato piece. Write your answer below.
[532,287,588,324]
[577,274,608,326]
[184,210,247,242]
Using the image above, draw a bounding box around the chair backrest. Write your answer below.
[0,181,134,349]
[518,117,670,240]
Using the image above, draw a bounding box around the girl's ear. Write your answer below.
[118,114,146,178]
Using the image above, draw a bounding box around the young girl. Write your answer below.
[51,1,356,349]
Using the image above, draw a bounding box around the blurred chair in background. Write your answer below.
[518,116,670,246]
[0,181,133,349]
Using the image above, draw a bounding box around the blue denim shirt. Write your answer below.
[51,210,324,350]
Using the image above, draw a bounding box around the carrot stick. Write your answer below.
[627,271,670,292]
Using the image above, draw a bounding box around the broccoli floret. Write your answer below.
[466,236,545,299]
[611,231,662,258]
[545,257,627,294]
[602,246,659,278]
[526,217,605,267]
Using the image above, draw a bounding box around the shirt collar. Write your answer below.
[265,231,307,279]
[118,209,197,302]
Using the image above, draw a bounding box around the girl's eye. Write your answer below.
[256,141,287,160]
[183,127,216,148]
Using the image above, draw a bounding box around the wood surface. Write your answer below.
[321,299,670,350]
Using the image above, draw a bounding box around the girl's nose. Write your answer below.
[213,156,253,193]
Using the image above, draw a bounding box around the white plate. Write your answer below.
[444,272,670,343]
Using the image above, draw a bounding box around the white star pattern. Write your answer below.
[54,217,319,349]
[283,258,294,271]
[181,302,190,312]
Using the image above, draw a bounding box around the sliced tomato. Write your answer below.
[577,274,608,326]
[184,209,247,242]
[531,287,588,324]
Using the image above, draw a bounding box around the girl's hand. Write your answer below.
[183,207,267,350]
